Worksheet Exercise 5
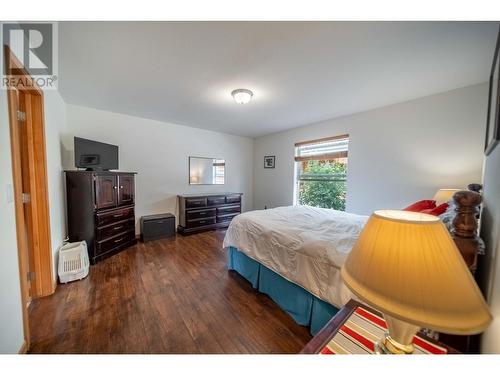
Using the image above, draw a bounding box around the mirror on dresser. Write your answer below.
[189,157,225,185]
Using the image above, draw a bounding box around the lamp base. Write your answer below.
[374,314,421,354]
[375,333,416,354]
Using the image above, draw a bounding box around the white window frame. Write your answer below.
[293,134,349,207]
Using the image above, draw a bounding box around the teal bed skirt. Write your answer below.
[227,246,339,335]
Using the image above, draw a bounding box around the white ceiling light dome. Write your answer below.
[231,88,253,104]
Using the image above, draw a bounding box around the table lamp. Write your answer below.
[341,210,492,354]
[433,188,461,205]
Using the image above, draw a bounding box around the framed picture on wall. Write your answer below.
[485,26,500,156]
[264,155,275,168]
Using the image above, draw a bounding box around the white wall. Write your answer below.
[64,105,254,232]
[254,83,488,214]
[0,91,25,353]
[479,142,500,353]
[44,91,68,280]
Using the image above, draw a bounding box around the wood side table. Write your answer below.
[301,299,459,354]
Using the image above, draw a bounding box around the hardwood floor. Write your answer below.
[28,230,311,353]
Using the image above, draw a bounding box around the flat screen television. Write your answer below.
[74,137,119,171]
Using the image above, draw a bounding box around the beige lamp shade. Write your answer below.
[341,210,492,335]
[433,188,461,205]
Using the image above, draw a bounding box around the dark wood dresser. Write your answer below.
[177,193,242,235]
[65,171,137,264]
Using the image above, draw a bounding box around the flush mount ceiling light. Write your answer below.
[231,88,253,104]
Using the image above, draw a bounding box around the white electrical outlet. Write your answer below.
[6,184,14,203]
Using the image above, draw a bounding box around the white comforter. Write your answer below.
[223,205,368,308]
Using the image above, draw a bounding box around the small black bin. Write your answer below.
[140,213,175,242]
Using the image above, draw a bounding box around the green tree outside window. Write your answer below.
[298,160,347,211]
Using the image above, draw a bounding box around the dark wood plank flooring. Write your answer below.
[28,230,311,353]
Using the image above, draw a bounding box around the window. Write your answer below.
[294,134,349,211]
[213,159,226,185]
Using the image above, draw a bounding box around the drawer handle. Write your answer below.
[113,186,118,190]
[199,220,206,224]
[114,226,123,230]
[113,214,123,218]
[156,221,164,224]
[114,237,124,243]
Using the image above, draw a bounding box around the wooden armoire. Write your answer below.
[65,171,137,264]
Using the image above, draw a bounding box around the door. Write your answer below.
[95,174,118,210]
[9,70,53,299]
[118,174,135,206]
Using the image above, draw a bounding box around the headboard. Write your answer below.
[447,188,484,273]
[438,187,484,352]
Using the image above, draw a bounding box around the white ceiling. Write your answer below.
[58,22,499,138]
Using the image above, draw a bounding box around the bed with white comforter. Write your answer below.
[223,205,368,308]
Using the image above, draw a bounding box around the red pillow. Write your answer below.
[421,203,449,216]
[403,200,436,212]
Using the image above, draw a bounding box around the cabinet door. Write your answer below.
[118,174,135,206]
[95,174,118,210]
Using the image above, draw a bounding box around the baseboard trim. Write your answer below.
[18,340,28,354]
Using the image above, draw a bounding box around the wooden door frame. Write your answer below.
[4,45,55,351]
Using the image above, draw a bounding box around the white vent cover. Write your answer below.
[58,241,89,283]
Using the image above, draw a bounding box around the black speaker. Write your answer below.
[140,213,175,242]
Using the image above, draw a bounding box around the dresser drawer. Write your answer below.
[217,212,239,223]
[207,196,226,206]
[96,230,135,255]
[217,205,241,215]
[96,218,135,241]
[226,194,241,204]
[96,206,134,227]
[185,197,207,208]
[186,208,216,220]
[187,217,216,228]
